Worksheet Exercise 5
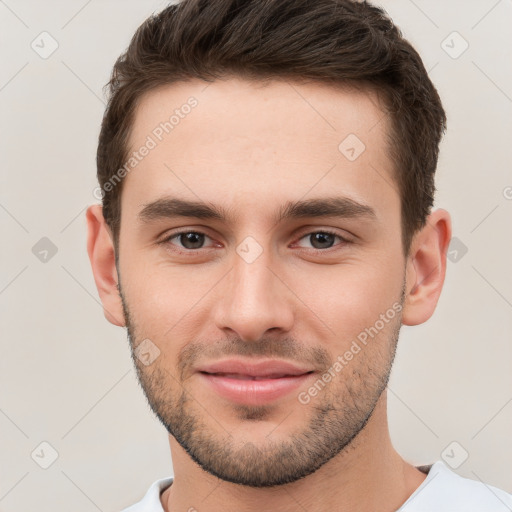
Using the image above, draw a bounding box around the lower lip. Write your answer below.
[198,372,314,405]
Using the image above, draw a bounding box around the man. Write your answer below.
[86,0,512,510]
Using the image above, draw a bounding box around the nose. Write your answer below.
[213,245,295,342]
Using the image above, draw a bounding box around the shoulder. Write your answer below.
[120,477,174,512]
[400,461,512,512]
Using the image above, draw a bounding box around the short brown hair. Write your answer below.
[97,0,446,256]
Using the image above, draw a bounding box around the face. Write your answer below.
[115,78,407,486]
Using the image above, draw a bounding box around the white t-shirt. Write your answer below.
[121,460,512,511]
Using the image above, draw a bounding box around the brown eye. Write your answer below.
[295,230,347,251]
[178,232,206,249]
[308,232,336,249]
[163,231,213,251]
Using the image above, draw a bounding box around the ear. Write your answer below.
[402,208,452,326]
[86,204,126,327]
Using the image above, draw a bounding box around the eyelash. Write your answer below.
[158,229,351,255]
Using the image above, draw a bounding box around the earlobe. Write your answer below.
[86,204,126,327]
[401,209,452,326]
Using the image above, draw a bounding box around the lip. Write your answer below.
[196,359,316,405]
[197,358,314,378]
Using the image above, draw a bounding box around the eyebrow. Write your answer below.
[138,196,377,225]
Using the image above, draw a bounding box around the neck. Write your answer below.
[161,392,427,512]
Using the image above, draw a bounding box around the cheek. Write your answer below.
[291,257,404,342]
[121,257,218,339]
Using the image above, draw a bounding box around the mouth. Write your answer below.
[199,371,314,380]
[196,358,315,378]
[196,360,316,405]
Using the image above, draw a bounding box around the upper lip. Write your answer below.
[197,359,315,378]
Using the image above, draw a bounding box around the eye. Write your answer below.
[294,230,348,251]
[159,229,350,254]
[162,231,215,251]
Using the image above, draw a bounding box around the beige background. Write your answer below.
[1,1,511,510]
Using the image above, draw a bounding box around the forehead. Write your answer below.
[121,77,398,225]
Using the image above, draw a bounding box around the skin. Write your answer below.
[86,77,451,512]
